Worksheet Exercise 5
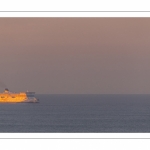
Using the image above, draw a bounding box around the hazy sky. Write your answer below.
[0,18,150,94]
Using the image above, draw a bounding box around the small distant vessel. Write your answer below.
[0,88,39,103]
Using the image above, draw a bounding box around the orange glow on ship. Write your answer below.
[0,88,39,103]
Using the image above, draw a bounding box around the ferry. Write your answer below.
[0,88,39,103]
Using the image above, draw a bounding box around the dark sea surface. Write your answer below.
[0,94,150,133]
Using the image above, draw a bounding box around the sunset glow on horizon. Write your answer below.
[0,18,150,94]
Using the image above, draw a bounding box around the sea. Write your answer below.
[0,94,150,133]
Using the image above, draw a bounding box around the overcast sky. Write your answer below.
[0,18,150,94]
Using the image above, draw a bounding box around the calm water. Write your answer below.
[0,94,150,133]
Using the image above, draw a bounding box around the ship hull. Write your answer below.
[0,90,39,103]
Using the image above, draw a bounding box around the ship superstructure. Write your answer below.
[0,88,39,103]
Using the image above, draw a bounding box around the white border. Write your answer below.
[0,12,150,17]
[0,133,150,138]
[0,0,150,11]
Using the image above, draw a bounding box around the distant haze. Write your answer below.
[0,18,150,94]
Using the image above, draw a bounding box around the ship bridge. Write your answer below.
[26,92,35,98]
